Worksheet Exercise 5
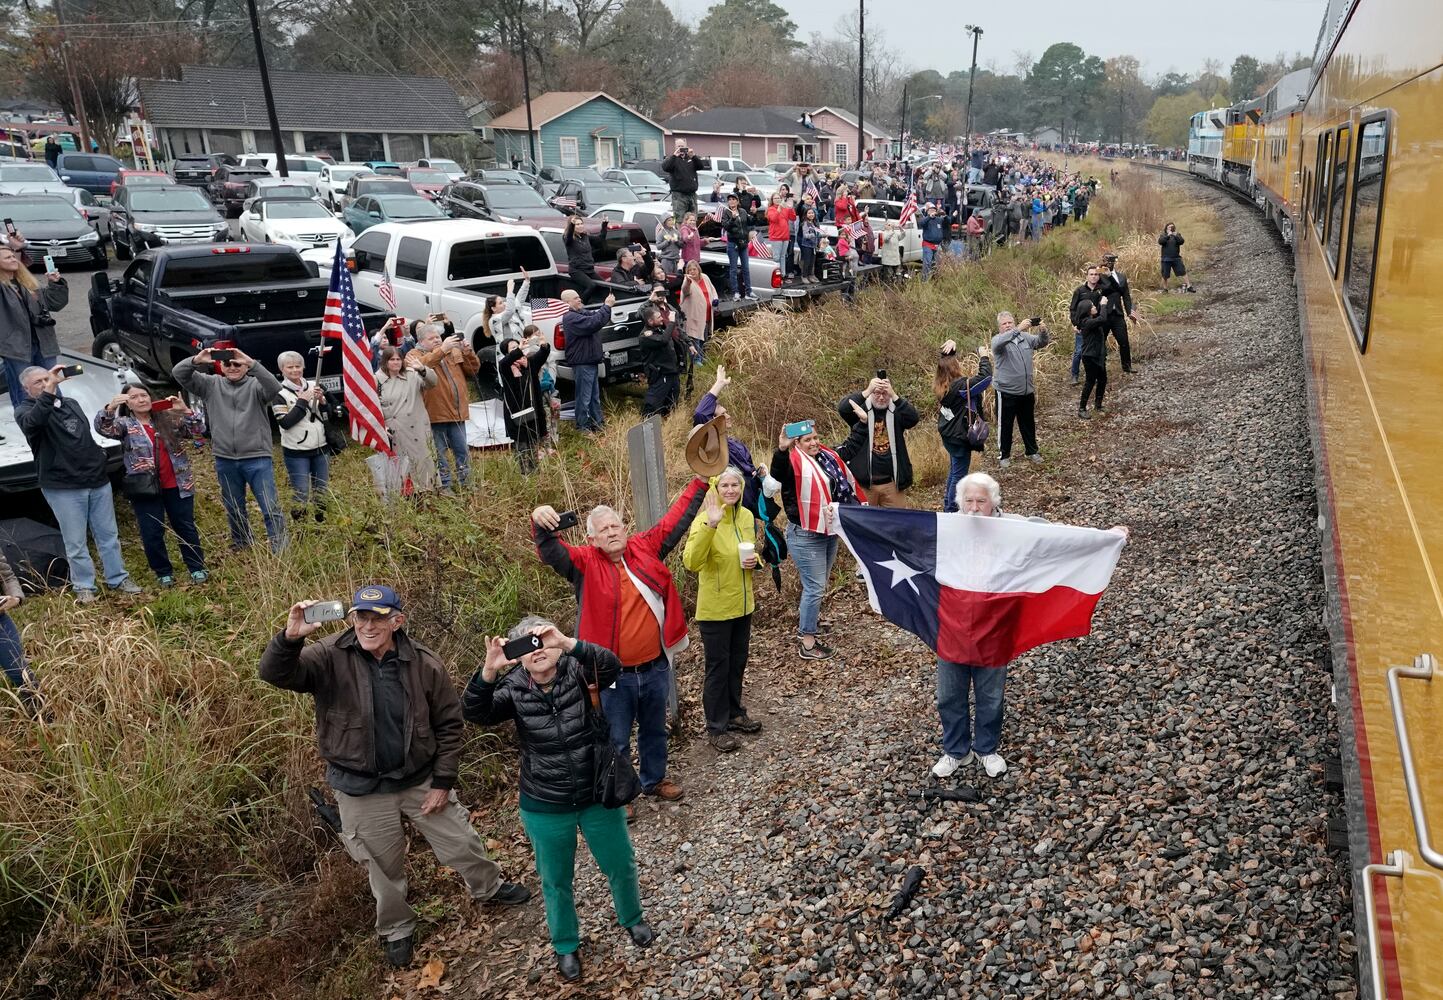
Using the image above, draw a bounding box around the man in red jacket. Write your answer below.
[531,478,708,811]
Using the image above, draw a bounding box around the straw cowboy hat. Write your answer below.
[685,415,729,477]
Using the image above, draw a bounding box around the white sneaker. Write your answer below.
[980,753,1007,778]
[1027,453,1043,465]
[999,458,1011,469]
[932,751,974,778]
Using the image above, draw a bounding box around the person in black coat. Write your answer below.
[497,326,550,471]
[638,291,683,417]
[662,139,706,221]
[1072,295,1113,419]
[462,617,653,982]
[835,376,920,507]
[1,236,68,417]
[1097,252,1136,373]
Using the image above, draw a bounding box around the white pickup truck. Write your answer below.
[822,199,923,264]
[319,219,649,384]
[1,350,126,494]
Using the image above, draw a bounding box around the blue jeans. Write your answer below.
[129,487,205,577]
[600,658,670,791]
[4,351,57,414]
[768,240,789,277]
[921,245,936,279]
[573,364,603,432]
[214,456,286,551]
[786,523,837,637]
[942,442,972,513]
[430,421,469,488]
[726,241,751,296]
[1030,216,1044,240]
[282,448,331,512]
[41,484,130,592]
[0,612,36,691]
[1071,331,1083,379]
[937,660,1007,757]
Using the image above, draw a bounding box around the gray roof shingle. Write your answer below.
[664,106,834,140]
[138,65,470,134]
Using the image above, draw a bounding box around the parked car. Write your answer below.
[342,193,445,233]
[89,243,388,390]
[316,163,370,210]
[341,173,414,212]
[111,184,229,260]
[171,152,238,187]
[821,198,922,264]
[440,180,565,224]
[109,169,174,196]
[54,152,127,195]
[236,154,330,182]
[208,164,273,216]
[413,157,465,181]
[60,186,112,242]
[0,162,69,196]
[760,161,794,175]
[401,166,450,200]
[708,157,752,174]
[715,170,779,200]
[600,169,670,201]
[466,168,533,187]
[548,180,640,216]
[1,194,106,269]
[535,165,604,197]
[239,197,351,250]
[239,177,321,213]
[363,160,402,175]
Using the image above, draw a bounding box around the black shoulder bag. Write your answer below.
[587,662,641,808]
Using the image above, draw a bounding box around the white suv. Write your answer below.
[315,162,371,210]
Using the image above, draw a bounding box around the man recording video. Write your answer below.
[662,139,707,225]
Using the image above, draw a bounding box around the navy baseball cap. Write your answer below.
[349,584,402,615]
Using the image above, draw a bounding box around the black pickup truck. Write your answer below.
[89,244,389,389]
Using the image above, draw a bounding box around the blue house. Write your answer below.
[488,91,667,171]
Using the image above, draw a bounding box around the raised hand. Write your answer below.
[284,601,326,641]
[704,488,724,528]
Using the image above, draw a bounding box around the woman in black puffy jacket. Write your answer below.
[461,617,653,983]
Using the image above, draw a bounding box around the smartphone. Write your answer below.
[302,600,346,625]
[1030,317,1042,326]
[211,348,236,362]
[43,255,55,274]
[3,218,14,236]
[783,419,815,440]
[555,510,579,531]
[149,399,174,413]
[876,369,887,380]
[503,633,542,662]
[60,364,83,378]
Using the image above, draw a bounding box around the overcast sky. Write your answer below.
[667,0,1324,79]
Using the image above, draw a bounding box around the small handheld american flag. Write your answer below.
[530,297,569,323]
[378,267,396,311]
[747,234,772,260]
[322,240,392,456]
[843,219,867,239]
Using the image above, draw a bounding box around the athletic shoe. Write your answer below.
[728,714,763,734]
[75,589,98,605]
[1078,407,1092,420]
[117,580,143,595]
[999,458,1011,469]
[932,751,975,778]
[981,753,1008,778]
[798,639,833,660]
[190,570,209,583]
[1027,453,1043,464]
[157,575,175,588]
[486,882,532,905]
[709,732,741,752]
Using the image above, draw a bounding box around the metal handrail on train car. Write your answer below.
[1361,850,1408,1000]
[1386,653,1443,869]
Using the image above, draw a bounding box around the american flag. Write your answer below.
[842,219,867,239]
[747,233,772,260]
[378,267,396,311]
[898,192,918,228]
[322,240,391,456]
[530,297,569,323]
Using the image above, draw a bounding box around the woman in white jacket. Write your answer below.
[487,269,532,345]
[273,351,332,522]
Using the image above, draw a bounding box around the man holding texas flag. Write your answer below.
[833,471,1128,780]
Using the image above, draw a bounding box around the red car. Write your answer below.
[110,169,175,197]
[401,166,449,200]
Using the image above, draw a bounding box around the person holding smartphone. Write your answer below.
[0,228,67,417]
[462,618,651,983]
[95,383,209,586]
[835,372,919,509]
[989,312,1050,467]
[260,586,530,969]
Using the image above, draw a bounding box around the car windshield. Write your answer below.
[131,189,214,212]
[1,199,81,222]
[123,174,172,186]
[486,186,548,208]
[371,165,402,175]
[175,156,214,165]
[427,160,461,173]
[624,172,660,185]
[483,171,528,184]
[259,185,314,199]
[587,184,635,202]
[375,195,443,216]
[745,173,773,185]
[265,201,331,219]
[329,167,366,181]
[407,169,449,184]
[228,170,270,180]
[562,168,603,180]
[360,179,412,193]
[1,165,58,180]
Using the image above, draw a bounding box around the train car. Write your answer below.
[1186,107,1228,181]
[1254,68,1311,243]
[1220,97,1263,194]
[1283,0,1443,996]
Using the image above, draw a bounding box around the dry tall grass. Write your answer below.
[0,164,1176,994]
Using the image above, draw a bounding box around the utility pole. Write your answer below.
[520,23,537,170]
[856,0,864,169]
[53,0,93,155]
[245,0,288,177]
[964,25,983,161]
[899,82,907,158]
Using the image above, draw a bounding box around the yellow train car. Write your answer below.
[1221,98,1263,186]
[1254,68,1311,242]
[1289,0,1443,996]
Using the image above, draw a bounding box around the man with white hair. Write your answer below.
[529,475,709,815]
[558,290,616,435]
[989,311,1050,468]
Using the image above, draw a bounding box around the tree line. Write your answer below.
[1,0,1309,155]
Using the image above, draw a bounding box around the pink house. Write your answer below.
[664,106,894,168]
[806,107,894,164]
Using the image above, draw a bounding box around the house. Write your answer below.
[1030,126,1063,147]
[488,92,666,171]
[662,106,835,166]
[136,65,472,164]
[802,107,893,165]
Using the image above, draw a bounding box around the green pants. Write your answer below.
[519,802,643,954]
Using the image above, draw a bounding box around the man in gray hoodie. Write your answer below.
[174,347,286,551]
[989,312,1050,468]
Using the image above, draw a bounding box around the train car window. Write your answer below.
[1313,133,1330,238]
[1343,114,1390,351]
[1326,124,1351,276]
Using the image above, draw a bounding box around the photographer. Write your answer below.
[260,587,530,968]
[1,233,67,417]
[662,139,706,222]
[407,323,479,491]
[15,365,140,602]
[1159,223,1194,293]
[989,313,1050,467]
[497,325,550,472]
[462,619,652,983]
[273,351,331,523]
[174,347,286,552]
[638,288,682,418]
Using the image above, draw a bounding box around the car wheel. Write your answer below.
[92,329,131,368]
[114,231,132,260]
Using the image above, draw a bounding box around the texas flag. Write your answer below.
[834,507,1126,667]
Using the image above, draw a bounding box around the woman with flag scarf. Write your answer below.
[771,417,868,660]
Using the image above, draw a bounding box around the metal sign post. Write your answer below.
[626,415,667,532]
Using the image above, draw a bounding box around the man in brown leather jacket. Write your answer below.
[259,584,529,967]
[406,323,479,490]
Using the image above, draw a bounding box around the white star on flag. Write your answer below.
[878,551,922,594]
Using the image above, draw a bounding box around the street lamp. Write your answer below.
[901,92,942,151]
[964,24,983,159]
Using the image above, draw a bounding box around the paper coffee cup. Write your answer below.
[737,541,756,566]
